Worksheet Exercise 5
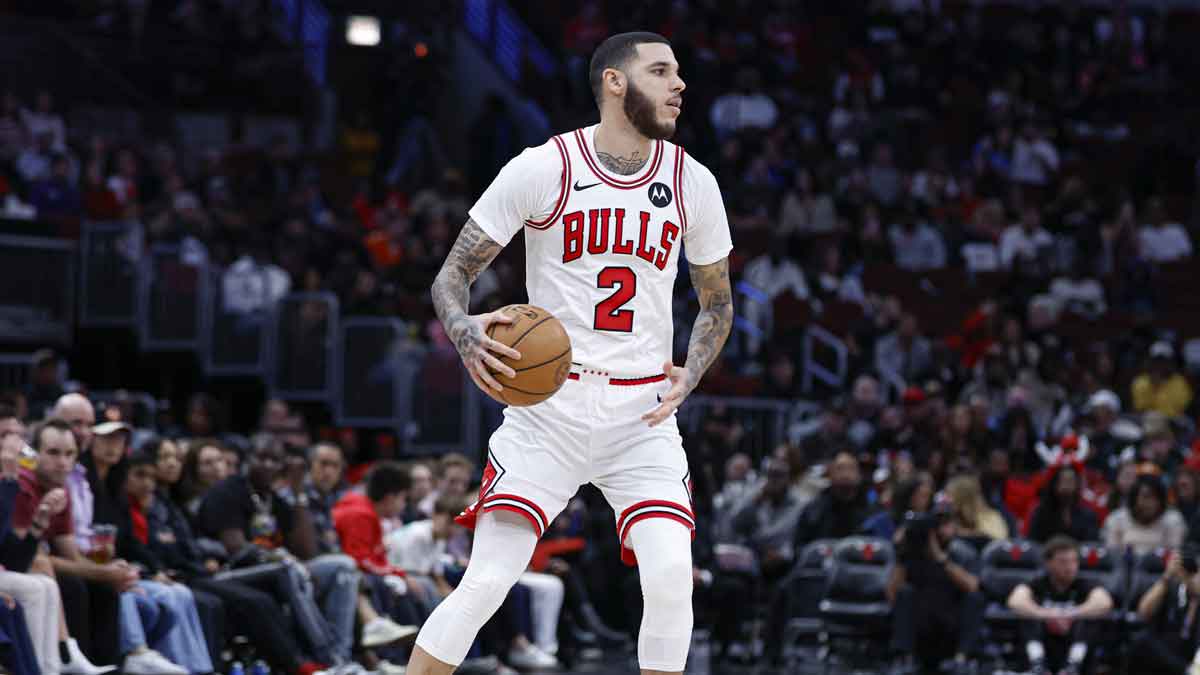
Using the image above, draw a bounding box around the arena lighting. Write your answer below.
[346,15,381,46]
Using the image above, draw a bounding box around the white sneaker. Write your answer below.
[123,650,189,675]
[61,638,117,675]
[506,644,559,670]
[361,617,419,648]
[374,661,406,675]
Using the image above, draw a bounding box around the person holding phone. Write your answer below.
[1132,548,1200,675]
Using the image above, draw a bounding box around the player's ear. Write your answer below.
[603,68,625,97]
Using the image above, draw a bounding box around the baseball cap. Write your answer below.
[1150,341,1175,359]
[1086,389,1121,413]
[92,421,132,436]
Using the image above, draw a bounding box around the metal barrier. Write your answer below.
[0,235,75,345]
[336,318,409,427]
[0,353,32,390]
[802,324,848,393]
[269,292,339,402]
[79,222,140,326]
[203,267,270,376]
[138,244,209,351]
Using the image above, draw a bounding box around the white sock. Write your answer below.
[1026,640,1045,664]
[1068,641,1087,665]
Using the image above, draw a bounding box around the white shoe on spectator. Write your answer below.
[374,660,406,675]
[61,638,117,675]
[506,643,559,670]
[361,617,418,648]
[123,649,189,675]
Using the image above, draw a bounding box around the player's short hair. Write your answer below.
[366,461,411,502]
[589,31,671,105]
[1043,535,1078,562]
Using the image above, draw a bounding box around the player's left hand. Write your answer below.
[642,361,693,427]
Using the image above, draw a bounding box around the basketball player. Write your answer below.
[411,32,733,675]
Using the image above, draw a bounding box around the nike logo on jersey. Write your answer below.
[573,180,602,191]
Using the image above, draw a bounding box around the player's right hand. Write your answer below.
[459,309,522,396]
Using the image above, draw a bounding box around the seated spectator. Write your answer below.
[1027,465,1100,544]
[198,438,359,667]
[13,419,133,670]
[1131,549,1200,675]
[1105,475,1186,554]
[779,168,836,237]
[400,462,433,524]
[1000,204,1054,272]
[727,457,804,580]
[416,453,474,519]
[1007,536,1115,674]
[1139,197,1192,263]
[946,475,1009,543]
[28,154,81,226]
[874,313,933,384]
[1132,342,1193,419]
[1176,468,1200,525]
[141,437,322,675]
[742,243,809,358]
[175,439,226,520]
[886,505,984,675]
[861,473,934,540]
[712,453,758,518]
[801,400,850,465]
[888,215,947,271]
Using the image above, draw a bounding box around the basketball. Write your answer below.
[486,304,573,406]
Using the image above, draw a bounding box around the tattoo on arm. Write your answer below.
[684,257,734,392]
[430,218,503,358]
[596,150,648,176]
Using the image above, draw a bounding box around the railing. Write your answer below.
[462,0,557,82]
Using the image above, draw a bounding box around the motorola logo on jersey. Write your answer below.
[560,207,680,271]
[647,182,672,208]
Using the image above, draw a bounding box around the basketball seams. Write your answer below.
[506,315,553,351]
[512,346,571,374]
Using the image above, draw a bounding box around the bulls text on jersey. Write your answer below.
[560,207,680,272]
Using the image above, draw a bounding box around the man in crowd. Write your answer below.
[1007,536,1114,675]
[416,453,473,518]
[886,505,985,675]
[1131,549,1200,674]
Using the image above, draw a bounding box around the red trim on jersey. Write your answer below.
[573,129,663,190]
[616,500,697,567]
[566,372,667,386]
[672,146,689,234]
[456,492,549,537]
[525,135,570,230]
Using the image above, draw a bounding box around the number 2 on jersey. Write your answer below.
[594,266,635,332]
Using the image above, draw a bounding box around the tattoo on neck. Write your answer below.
[596,150,647,176]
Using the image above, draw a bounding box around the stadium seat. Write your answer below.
[1125,548,1169,628]
[818,537,895,665]
[979,539,1042,663]
[782,539,837,649]
[1075,543,1128,667]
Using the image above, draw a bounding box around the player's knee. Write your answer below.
[639,549,693,612]
[458,557,525,607]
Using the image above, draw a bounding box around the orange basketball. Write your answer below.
[485,304,572,406]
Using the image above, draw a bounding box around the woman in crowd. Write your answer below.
[861,473,934,540]
[1103,474,1186,554]
[946,474,1009,543]
[143,438,326,675]
[174,439,226,521]
[1026,465,1100,543]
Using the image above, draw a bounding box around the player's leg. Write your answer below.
[406,510,539,675]
[627,517,694,675]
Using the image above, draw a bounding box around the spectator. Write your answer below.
[16,132,54,184]
[778,168,836,236]
[712,453,758,519]
[874,312,933,384]
[1105,475,1186,554]
[281,442,349,555]
[727,457,804,580]
[793,451,874,548]
[866,143,902,208]
[19,91,66,152]
[1010,123,1060,188]
[801,401,850,465]
[886,506,984,675]
[888,214,947,271]
[401,463,434,524]
[945,475,1009,543]
[1139,197,1192,263]
[742,240,809,357]
[1131,549,1200,675]
[13,419,131,670]
[416,453,474,519]
[197,439,359,667]
[1175,469,1200,524]
[1027,465,1100,544]
[142,438,325,675]
[176,440,227,520]
[861,473,934,541]
[810,244,867,307]
[709,68,779,138]
[28,154,82,225]
[1000,204,1054,270]
[1006,536,1115,675]
[1132,342,1193,418]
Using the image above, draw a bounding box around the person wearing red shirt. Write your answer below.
[331,463,422,640]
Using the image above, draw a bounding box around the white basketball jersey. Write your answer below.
[469,124,733,378]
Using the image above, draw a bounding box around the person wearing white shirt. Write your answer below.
[1139,198,1193,263]
[1010,124,1059,187]
[743,247,809,357]
[1000,206,1054,269]
[709,69,779,138]
[888,219,947,270]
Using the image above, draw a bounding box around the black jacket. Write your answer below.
[793,486,875,556]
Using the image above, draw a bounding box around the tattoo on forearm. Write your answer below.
[596,150,648,175]
[430,219,503,359]
[684,258,733,392]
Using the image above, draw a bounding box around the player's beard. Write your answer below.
[623,78,675,140]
